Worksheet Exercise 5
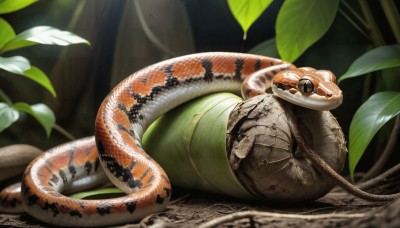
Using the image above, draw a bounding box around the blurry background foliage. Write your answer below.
[0,0,398,178]
[0,0,89,137]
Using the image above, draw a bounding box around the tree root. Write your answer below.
[360,115,400,181]
[283,103,400,202]
[198,210,367,228]
[357,162,400,191]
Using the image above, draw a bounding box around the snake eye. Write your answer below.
[298,79,314,94]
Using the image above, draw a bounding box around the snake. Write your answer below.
[0,52,342,227]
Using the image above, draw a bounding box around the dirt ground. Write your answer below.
[1,185,399,228]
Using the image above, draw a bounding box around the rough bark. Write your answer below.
[227,94,347,202]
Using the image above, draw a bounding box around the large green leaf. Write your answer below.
[338,45,400,83]
[248,38,279,58]
[0,17,15,49]
[1,26,90,53]
[0,102,19,132]
[348,92,400,178]
[0,56,30,74]
[12,102,55,137]
[143,93,253,199]
[276,0,339,62]
[23,66,56,97]
[227,0,273,39]
[0,0,37,14]
[0,58,56,96]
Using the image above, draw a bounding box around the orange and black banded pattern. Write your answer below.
[0,183,23,213]
[20,53,298,227]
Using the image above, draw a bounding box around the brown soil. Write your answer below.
[1,96,398,227]
[1,186,399,228]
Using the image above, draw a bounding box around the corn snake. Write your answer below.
[0,52,342,227]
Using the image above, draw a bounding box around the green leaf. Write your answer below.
[227,0,273,39]
[276,0,339,62]
[0,56,30,74]
[1,26,90,53]
[70,188,124,199]
[0,102,19,132]
[143,93,253,199]
[12,102,55,136]
[23,66,56,97]
[0,0,37,14]
[0,58,56,96]
[0,18,16,49]
[248,38,279,58]
[348,92,400,178]
[338,45,400,83]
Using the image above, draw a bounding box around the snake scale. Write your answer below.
[0,53,342,227]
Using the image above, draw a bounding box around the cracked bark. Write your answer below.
[227,94,347,202]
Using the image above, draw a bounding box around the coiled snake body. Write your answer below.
[4,53,343,227]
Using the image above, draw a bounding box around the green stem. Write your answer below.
[338,8,372,42]
[133,0,177,57]
[380,0,400,43]
[358,0,385,46]
[66,0,86,31]
[53,123,76,141]
[341,0,368,28]
[0,88,12,105]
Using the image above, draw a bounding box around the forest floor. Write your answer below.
[1,185,399,228]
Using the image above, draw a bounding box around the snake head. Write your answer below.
[272,67,343,110]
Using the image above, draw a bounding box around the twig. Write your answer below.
[340,0,368,27]
[360,115,400,181]
[198,210,367,228]
[170,194,190,204]
[338,0,371,42]
[52,123,76,141]
[133,0,178,57]
[330,163,400,196]
[338,8,372,43]
[358,0,385,46]
[284,104,400,202]
[0,88,12,105]
[206,204,246,214]
[379,0,400,43]
[357,162,400,191]
[298,207,336,214]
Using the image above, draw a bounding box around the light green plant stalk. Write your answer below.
[379,0,400,43]
[70,93,251,200]
[338,0,371,42]
[358,0,385,46]
[142,93,253,199]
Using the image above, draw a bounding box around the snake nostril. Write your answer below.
[326,93,332,98]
